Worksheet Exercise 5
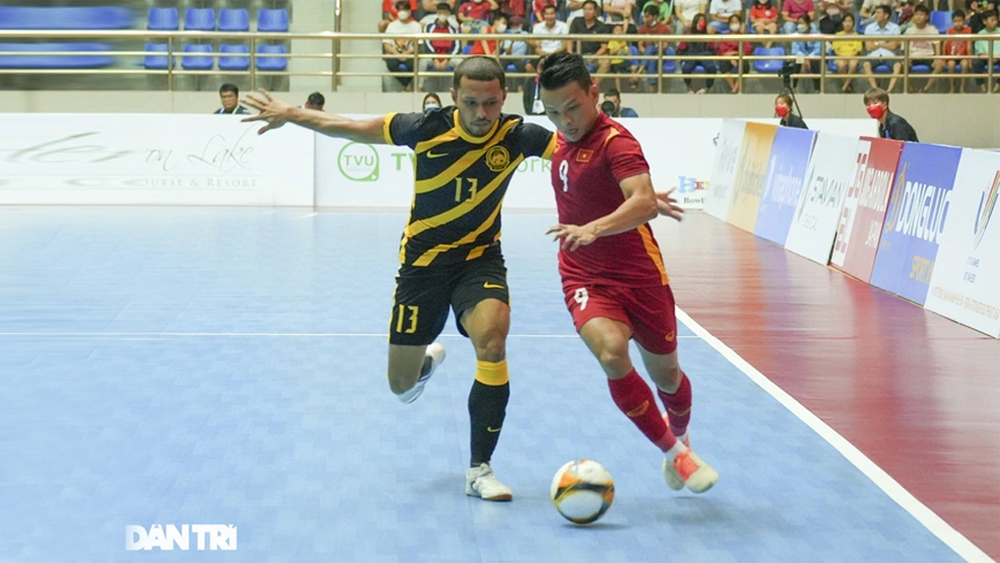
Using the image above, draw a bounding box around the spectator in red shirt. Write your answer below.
[469,16,500,56]
[945,9,972,92]
[381,0,418,32]
[424,2,461,72]
[750,0,779,46]
[497,0,527,18]
[638,4,671,88]
[714,14,753,92]
[781,0,815,33]
[460,0,499,25]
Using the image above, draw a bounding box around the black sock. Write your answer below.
[468,380,509,467]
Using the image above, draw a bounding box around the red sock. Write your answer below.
[608,370,677,452]
[657,372,692,438]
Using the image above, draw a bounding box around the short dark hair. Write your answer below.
[219,83,238,95]
[436,2,451,13]
[539,52,592,93]
[875,4,892,16]
[495,12,509,24]
[543,4,557,13]
[643,4,660,16]
[395,1,410,11]
[984,8,999,18]
[453,56,506,91]
[913,4,930,15]
[583,0,599,9]
[307,92,325,106]
[863,87,890,106]
[604,87,621,98]
[953,8,966,18]
[775,92,794,108]
[843,11,856,23]
[799,13,812,24]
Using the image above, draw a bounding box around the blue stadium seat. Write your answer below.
[184,8,216,31]
[753,46,784,73]
[663,46,677,74]
[219,44,250,70]
[181,44,214,70]
[144,43,172,69]
[0,6,132,29]
[0,43,113,68]
[873,62,893,73]
[219,9,250,32]
[257,9,289,32]
[148,7,179,31]
[930,10,950,33]
[910,62,931,73]
[256,44,287,71]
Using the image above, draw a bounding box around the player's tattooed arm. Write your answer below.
[240,89,387,144]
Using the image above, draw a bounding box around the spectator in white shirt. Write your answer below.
[674,0,707,32]
[531,4,571,56]
[904,5,945,92]
[383,1,423,91]
[708,0,743,33]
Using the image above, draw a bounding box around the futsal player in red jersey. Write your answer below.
[538,52,718,493]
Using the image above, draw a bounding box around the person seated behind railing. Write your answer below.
[604,0,636,24]
[214,84,250,115]
[673,0,707,33]
[750,0,780,47]
[382,1,423,92]
[905,5,945,92]
[790,14,822,90]
[533,0,559,25]
[860,0,896,27]
[831,12,863,92]
[381,0,418,33]
[863,4,903,93]
[781,0,815,34]
[531,5,570,56]
[569,1,613,76]
[499,15,536,77]
[968,0,997,33]
[708,0,743,33]
[637,3,672,90]
[712,14,752,93]
[817,0,851,34]
[607,22,643,91]
[678,13,719,93]
[944,9,972,92]
[973,9,1000,92]
[459,0,498,29]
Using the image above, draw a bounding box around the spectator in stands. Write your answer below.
[714,14,752,92]
[708,0,743,33]
[639,3,672,84]
[968,0,996,33]
[215,84,250,115]
[781,0,815,33]
[863,5,903,92]
[570,1,612,76]
[533,0,558,24]
[422,92,443,111]
[606,23,640,90]
[499,15,535,75]
[973,9,1000,91]
[817,0,851,34]
[567,0,604,25]
[832,12,864,92]
[469,14,500,56]
[790,14,822,90]
[905,5,945,91]
[459,0,498,27]
[523,56,547,114]
[673,0,707,33]
[424,2,461,90]
[605,0,637,23]
[532,5,570,56]
[382,0,419,33]
[775,92,808,128]
[945,9,972,92]
[750,0,780,46]
[422,0,456,16]
[603,87,639,116]
[860,0,896,27]
[863,87,918,141]
[497,0,527,18]
[679,13,718,92]
[304,92,325,110]
[383,1,423,92]
[644,0,672,23]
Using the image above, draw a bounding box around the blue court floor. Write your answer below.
[0,208,969,563]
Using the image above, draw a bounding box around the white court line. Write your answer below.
[674,307,993,563]
[0,331,698,339]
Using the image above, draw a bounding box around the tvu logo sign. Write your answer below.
[125,524,237,551]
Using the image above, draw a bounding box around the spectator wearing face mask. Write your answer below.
[498,15,534,74]
[422,92,444,112]
[381,0,418,33]
[678,13,719,93]
[863,87,918,142]
[383,1,423,91]
[774,93,808,128]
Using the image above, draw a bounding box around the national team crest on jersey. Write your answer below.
[486,146,511,172]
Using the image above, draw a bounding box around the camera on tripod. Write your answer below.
[778,61,796,89]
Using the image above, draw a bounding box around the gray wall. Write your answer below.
[2,91,997,149]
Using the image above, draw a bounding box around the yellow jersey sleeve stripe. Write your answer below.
[637,224,670,286]
[414,119,520,194]
[383,113,398,145]
[405,154,524,239]
[412,190,505,266]
[541,134,558,160]
[603,128,620,146]
[414,129,461,154]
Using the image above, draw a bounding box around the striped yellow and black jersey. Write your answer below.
[383,107,557,267]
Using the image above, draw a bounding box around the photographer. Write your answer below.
[601,88,638,117]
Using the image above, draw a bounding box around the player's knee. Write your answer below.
[473,333,506,362]
[596,341,630,373]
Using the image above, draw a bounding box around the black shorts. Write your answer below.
[388,244,509,346]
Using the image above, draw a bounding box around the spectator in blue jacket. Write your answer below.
[790,14,822,90]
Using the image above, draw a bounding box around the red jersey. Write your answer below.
[550,113,669,288]
[460,1,494,21]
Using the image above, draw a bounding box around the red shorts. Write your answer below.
[562,282,678,355]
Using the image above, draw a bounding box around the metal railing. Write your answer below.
[0,29,995,93]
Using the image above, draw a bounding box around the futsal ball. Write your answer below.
[550,460,615,525]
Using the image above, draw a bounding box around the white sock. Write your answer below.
[675,432,688,445]
[665,440,688,460]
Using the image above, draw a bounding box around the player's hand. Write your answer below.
[655,189,685,222]
[241,89,291,135]
[547,224,597,251]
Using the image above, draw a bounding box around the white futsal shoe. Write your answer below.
[397,342,446,404]
[466,463,513,501]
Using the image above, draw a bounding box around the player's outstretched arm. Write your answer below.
[241,88,387,144]
[547,173,661,251]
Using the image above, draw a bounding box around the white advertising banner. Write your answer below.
[924,148,1000,337]
[0,114,315,206]
[784,132,861,265]
[704,119,747,221]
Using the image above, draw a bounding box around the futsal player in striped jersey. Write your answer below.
[241,57,557,501]
[538,52,719,493]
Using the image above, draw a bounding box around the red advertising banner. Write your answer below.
[830,137,904,282]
